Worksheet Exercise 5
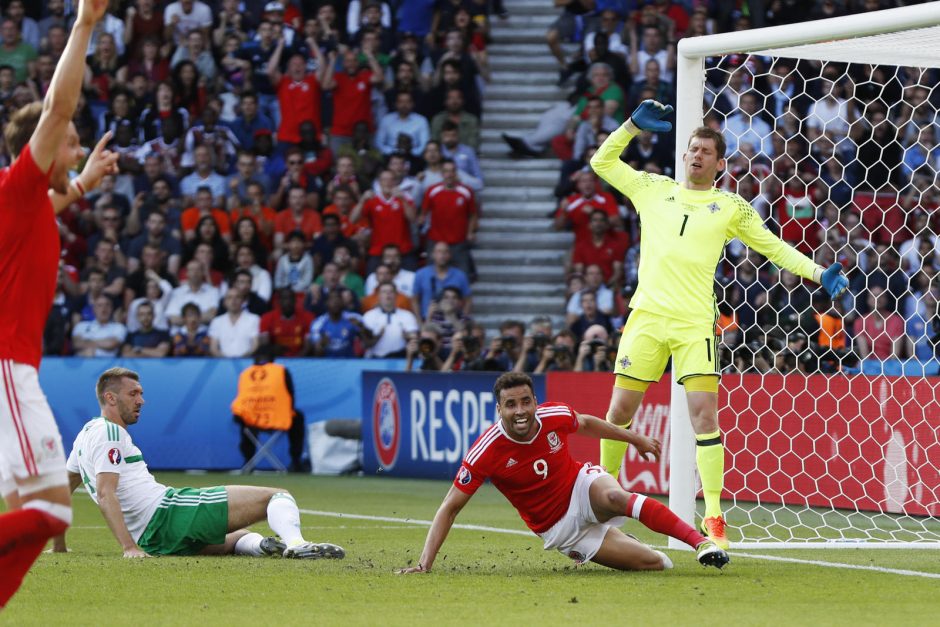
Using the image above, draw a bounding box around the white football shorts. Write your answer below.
[538,463,628,563]
[0,360,67,486]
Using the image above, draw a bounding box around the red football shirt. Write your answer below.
[260,308,315,357]
[572,231,628,282]
[275,209,323,243]
[454,402,582,534]
[331,69,373,137]
[560,192,619,245]
[361,194,414,256]
[277,74,322,144]
[422,183,476,245]
[0,145,60,369]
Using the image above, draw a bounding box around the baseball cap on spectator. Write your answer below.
[253,128,273,138]
[264,1,284,12]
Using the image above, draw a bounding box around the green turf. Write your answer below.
[5,473,940,625]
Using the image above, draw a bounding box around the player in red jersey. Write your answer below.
[398,372,729,574]
[0,0,120,608]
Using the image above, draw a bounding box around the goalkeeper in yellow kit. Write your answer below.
[590,100,849,549]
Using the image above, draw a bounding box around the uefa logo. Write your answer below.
[372,377,401,470]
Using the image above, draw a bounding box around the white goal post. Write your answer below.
[668,3,940,550]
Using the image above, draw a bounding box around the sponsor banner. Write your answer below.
[545,372,671,494]
[545,372,940,516]
[361,372,545,479]
[40,357,404,470]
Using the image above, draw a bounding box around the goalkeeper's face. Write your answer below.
[683,137,725,188]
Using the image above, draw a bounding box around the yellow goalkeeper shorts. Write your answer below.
[613,309,720,384]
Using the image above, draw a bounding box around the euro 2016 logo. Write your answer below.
[372,378,401,470]
[108,448,122,465]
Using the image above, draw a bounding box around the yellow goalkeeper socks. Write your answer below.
[600,421,632,477]
[695,430,725,519]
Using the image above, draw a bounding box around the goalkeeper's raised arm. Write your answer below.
[589,101,673,199]
[589,99,848,301]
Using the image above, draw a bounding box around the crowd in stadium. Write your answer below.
[10,0,939,376]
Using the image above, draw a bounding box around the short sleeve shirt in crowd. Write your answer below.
[560,191,620,246]
[361,194,414,256]
[422,182,476,245]
[331,69,373,137]
[260,308,315,357]
[277,74,323,144]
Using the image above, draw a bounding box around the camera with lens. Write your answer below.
[532,333,549,350]
[588,338,606,350]
[462,335,480,354]
[552,344,572,359]
[418,338,437,355]
[500,335,518,350]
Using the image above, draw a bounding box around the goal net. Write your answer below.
[668,4,940,549]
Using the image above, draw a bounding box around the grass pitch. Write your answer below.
[5,473,940,626]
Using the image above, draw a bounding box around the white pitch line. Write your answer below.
[299,509,531,537]
[729,551,940,579]
[300,509,940,580]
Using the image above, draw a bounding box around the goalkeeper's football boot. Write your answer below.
[283,541,346,560]
[695,540,730,570]
[701,515,730,550]
[259,536,287,556]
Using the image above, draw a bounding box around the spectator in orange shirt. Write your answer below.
[322,185,369,248]
[274,185,323,260]
[181,186,232,242]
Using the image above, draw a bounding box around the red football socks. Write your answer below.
[626,493,706,549]
[0,509,69,607]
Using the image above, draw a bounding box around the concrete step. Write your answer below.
[485,83,567,100]
[474,249,568,265]
[484,169,558,187]
[477,217,554,232]
[480,111,543,130]
[473,264,565,285]
[490,26,556,43]
[473,294,564,313]
[496,12,557,25]
[480,157,560,171]
[476,230,571,249]
[487,42,578,57]
[489,56,560,72]
[480,200,557,218]
[503,0,568,11]
[479,141,514,158]
[480,186,556,202]
[473,281,566,297]
[483,100,555,114]
[490,70,557,85]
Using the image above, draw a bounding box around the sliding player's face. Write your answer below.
[497,385,538,441]
[114,378,145,426]
[683,136,725,186]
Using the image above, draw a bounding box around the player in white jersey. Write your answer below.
[62,367,344,559]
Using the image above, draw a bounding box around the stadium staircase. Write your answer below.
[473,0,575,333]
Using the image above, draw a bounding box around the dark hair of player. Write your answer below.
[493,372,535,404]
